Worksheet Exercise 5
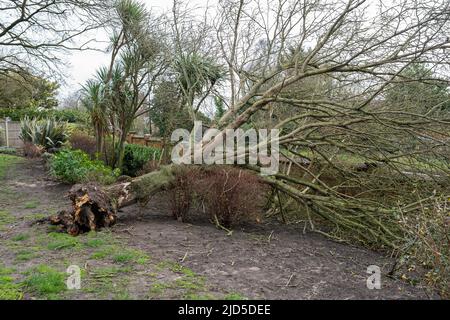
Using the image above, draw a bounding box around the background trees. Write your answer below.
[81,0,169,168]
[0,71,59,109]
[385,64,450,114]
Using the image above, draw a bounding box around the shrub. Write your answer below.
[168,166,269,228]
[136,159,160,176]
[50,149,120,184]
[0,147,17,155]
[398,196,449,298]
[20,117,67,150]
[122,144,162,177]
[168,167,199,221]
[23,142,44,158]
[197,167,269,228]
[69,131,97,158]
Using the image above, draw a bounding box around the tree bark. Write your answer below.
[49,165,177,235]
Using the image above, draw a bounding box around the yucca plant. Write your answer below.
[20,117,68,150]
[81,79,108,155]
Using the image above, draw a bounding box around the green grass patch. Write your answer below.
[0,269,23,300]
[224,292,247,300]
[89,266,131,278]
[83,266,131,298]
[112,248,150,265]
[85,238,106,248]
[157,261,197,277]
[184,293,216,300]
[149,262,207,299]
[174,276,205,291]
[0,154,22,180]
[15,250,39,262]
[84,231,119,253]
[44,232,82,251]
[149,282,171,296]
[114,291,132,300]
[87,236,149,265]
[0,210,15,230]
[24,201,40,209]
[11,233,30,242]
[90,245,120,260]
[23,213,49,221]
[23,265,66,299]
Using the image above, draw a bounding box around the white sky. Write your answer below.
[60,0,212,101]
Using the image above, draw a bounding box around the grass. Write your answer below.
[15,249,39,262]
[0,210,15,230]
[112,248,150,264]
[24,200,40,209]
[83,266,132,298]
[44,232,82,251]
[149,261,208,299]
[0,265,22,299]
[184,293,216,300]
[89,266,128,278]
[85,238,106,248]
[23,213,49,221]
[90,245,118,260]
[85,238,150,265]
[149,282,170,295]
[156,261,189,273]
[11,233,30,241]
[224,292,247,300]
[0,154,22,180]
[174,276,205,291]
[23,265,66,299]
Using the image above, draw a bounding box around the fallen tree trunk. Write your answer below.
[49,165,177,235]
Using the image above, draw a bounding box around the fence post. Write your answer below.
[5,117,10,148]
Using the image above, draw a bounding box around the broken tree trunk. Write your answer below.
[49,165,177,235]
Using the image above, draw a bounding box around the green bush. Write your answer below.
[50,149,120,185]
[122,144,161,177]
[0,147,16,155]
[0,107,87,123]
[20,117,68,150]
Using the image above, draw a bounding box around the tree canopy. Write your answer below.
[0,71,59,109]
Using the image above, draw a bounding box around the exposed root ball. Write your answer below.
[49,183,117,235]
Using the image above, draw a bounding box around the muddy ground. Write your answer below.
[0,157,438,299]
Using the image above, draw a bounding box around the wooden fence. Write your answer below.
[0,119,23,148]
[126,133,163,149]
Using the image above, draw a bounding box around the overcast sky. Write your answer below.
[60,0,212,102]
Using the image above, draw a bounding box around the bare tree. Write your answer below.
[0,0,113,77]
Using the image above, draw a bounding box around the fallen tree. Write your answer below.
[44,0,449,297]
[49,166,177,235]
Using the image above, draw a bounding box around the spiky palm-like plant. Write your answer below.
[81,79,108,156]
[20,117,68,150]
[174,53,226,120]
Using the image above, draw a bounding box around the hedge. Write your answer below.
[0,107,88,123]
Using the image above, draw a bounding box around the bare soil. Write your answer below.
[0,158,438,299]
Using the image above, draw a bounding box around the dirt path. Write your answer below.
[0,157,437,300]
